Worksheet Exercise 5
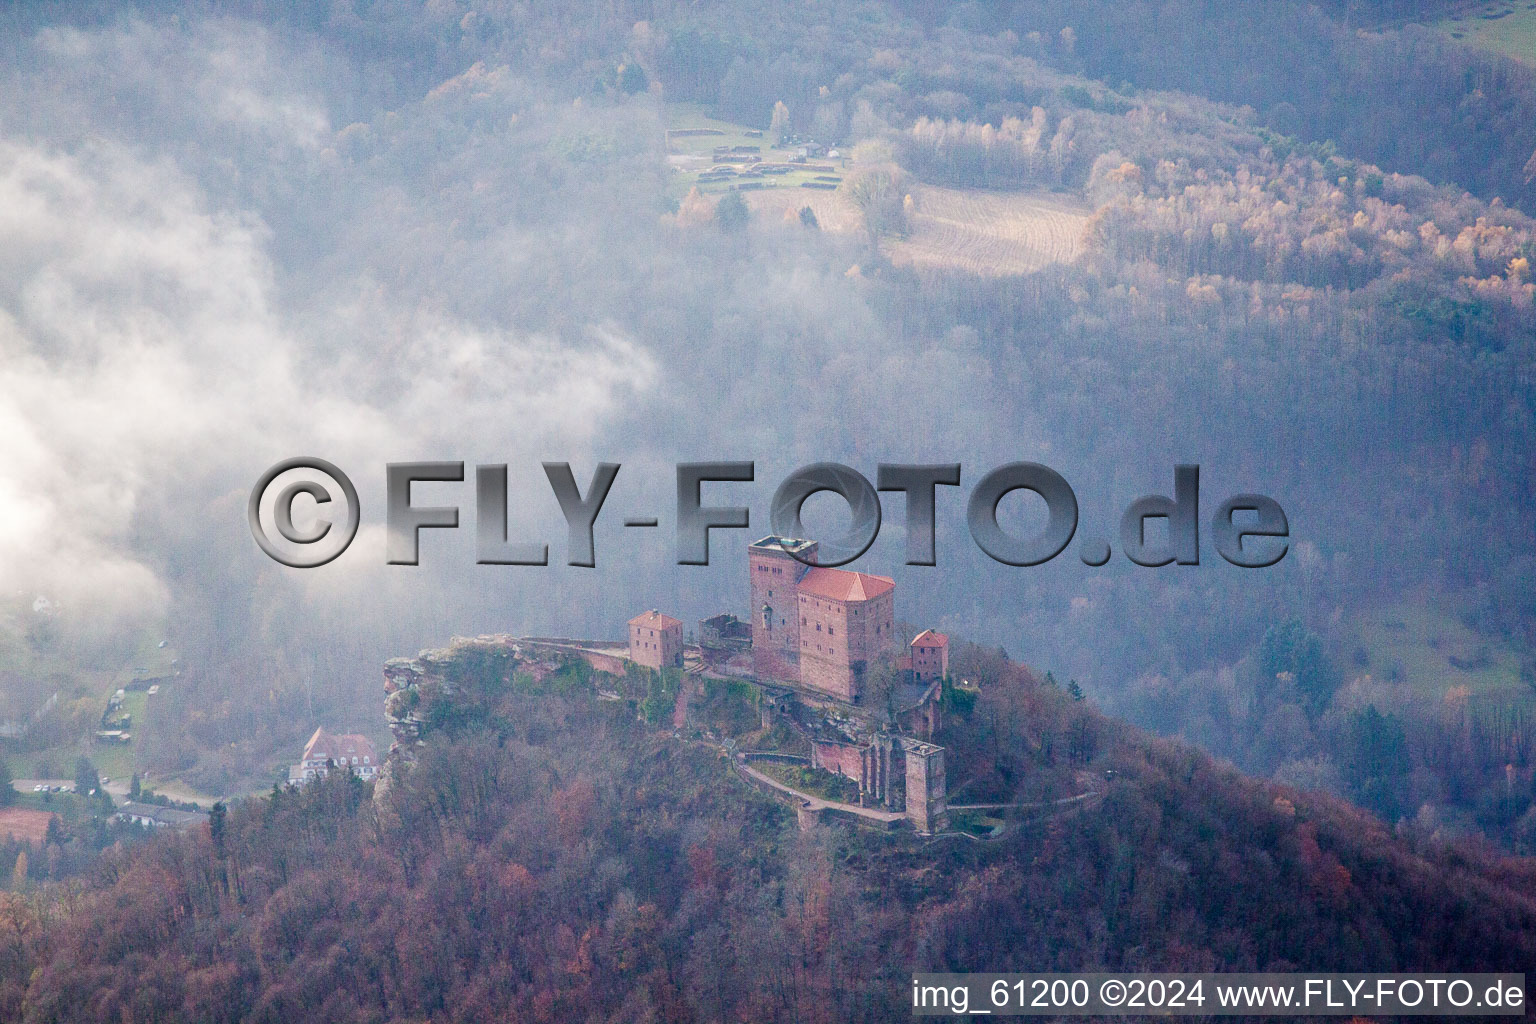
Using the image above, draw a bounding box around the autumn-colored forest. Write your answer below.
[5,643,1536,1023]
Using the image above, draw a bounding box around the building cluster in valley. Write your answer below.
[380,536,958,834]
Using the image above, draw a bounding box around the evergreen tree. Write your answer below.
[716,192,749,233]
[210,801,227,859]
[1259,620,1340,714]
[617,60,648,95]
[72,755,98,796]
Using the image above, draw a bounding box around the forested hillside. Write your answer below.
[891,0,1536,215]
[5,641,1536,1023]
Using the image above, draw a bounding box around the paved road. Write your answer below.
[950,792,1100,811]
[14,778,134,804]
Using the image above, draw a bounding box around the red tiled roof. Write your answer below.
[302,726,377,765]
[795,567,895,602]
[629,609,683,629]
[911,629,949,648]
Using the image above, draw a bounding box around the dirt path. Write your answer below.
[673,671,703,730]
[735,757,905,823]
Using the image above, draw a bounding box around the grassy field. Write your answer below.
[887,185,1088,276]
[1,594,184,792]
[948,808,1005,838]
[1345,594,1531,702]
[1437,1,1536,65]
[756,761,862,804]
[89,690,150,780]
[0,597,176,700]
[7,694,144,788]
[0,807,55,843]
[742,182,1089,274]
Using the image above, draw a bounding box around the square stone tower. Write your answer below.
[748,536,817,683]
[902,739,948,833]
[795,567,896,702]
[629,609,683,670]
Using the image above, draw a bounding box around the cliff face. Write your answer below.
[379,654,428,798]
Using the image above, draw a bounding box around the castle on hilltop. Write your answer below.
[382,535,954,832]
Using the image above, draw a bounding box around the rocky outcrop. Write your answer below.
[377,635,518,798]
[377,633,618,799]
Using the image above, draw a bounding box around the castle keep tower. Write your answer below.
[748,536,900,703]
[795,567,896,703]
[749,536,817,683]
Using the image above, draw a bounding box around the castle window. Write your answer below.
[829,627,835,636]
[816,623,822,632]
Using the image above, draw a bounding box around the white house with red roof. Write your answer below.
[290,726,379,783]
